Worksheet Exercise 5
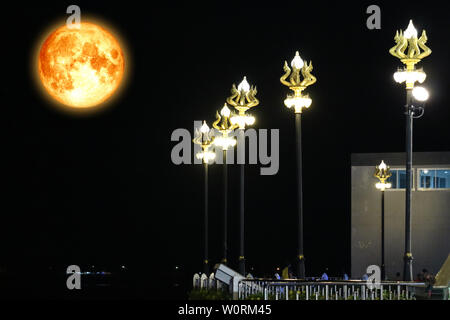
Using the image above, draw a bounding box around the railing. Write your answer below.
[193,272,224,290]
[238,279,426,300]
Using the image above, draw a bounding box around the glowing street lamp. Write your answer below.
[228,76,258,130]
[374,160,392,280]
[193,121,215,274]
[280,51,317,279]
[227,76,260,275]
[281,51,316,113]
[375,160,392,192]
[389,19,431,281]
[213,104,238,264]
[412,86,429,102]
[194,121,216,163]
[213,104,238,151]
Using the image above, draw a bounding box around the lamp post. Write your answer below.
[280,51,317,279]
[227,76,259,276]
[389,20,431,281]
[193,121,216,274]
[374,160,392,281]
[213,104,238,265]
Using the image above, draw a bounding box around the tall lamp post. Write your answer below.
[374,160,392,281]
[193,121,216,274]
[389,20,431,281]
[213,104,238,265]
[227,76,259,276]
[280,51,317,279]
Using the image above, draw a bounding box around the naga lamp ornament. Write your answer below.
[213,104,238,150]
[374,160,392,191]
[390,20,431,89]
[280,51,317,113]
[193,121,216,163]
[227,76,258,129]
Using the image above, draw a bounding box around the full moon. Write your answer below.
[38,22,125,108]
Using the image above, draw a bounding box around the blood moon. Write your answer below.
[38,22,125,109]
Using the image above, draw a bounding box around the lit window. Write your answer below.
[386,169,411,189]
[418,169,450,189]
[388,170,398,188]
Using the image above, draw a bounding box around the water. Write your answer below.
[0,270,190,300]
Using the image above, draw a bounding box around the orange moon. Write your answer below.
[38,22,125,108]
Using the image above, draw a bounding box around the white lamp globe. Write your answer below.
[220,104,231,117]
[412,86,429,101]
[238,76,250,93]
[404,20,418,39]
[291,51,304,69]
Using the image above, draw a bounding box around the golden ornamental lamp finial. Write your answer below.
[389,20,431,89]
[226,76,259,129]
[212,104,238,150]
[193,121,216,163]
[280,51,317,113]
[374,160,392,191]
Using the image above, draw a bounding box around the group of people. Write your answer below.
[272,265,350,281]
[273,265,436,286]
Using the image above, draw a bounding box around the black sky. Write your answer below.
[1,1,450,298]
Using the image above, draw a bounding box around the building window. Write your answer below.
[386,169,410,189]
[418,169,450,190]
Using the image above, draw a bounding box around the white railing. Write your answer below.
[192,272,223,290]
[238,279,426,300]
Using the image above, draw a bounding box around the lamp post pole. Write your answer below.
[375,160,391,281]
[203,161,209,274]
[295,113,305,278]
[389,19,431,281]
[404,88,414,281]
[227,77,259,276]
[281,51,316,279]
[223,149,228,264]
[193,121,216,275]
[213,104,239,266]
[381,189,385,280]
[239,128,245,276]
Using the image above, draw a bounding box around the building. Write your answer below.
[351,152,450,280]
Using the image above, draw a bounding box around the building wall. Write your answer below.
[351,156,450,280]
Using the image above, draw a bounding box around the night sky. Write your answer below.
[1,1,450,298]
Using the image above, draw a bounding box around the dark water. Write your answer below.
[0,271,189,300]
